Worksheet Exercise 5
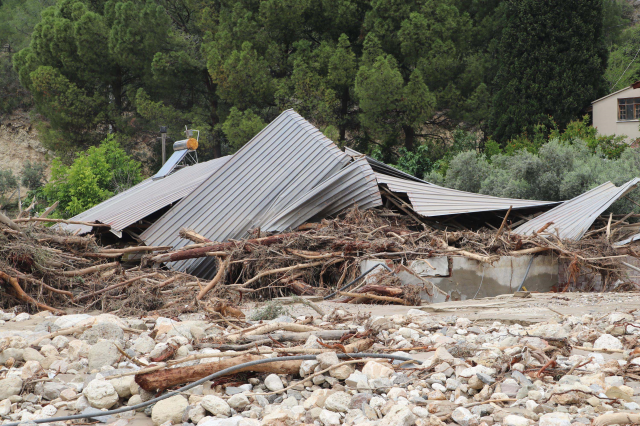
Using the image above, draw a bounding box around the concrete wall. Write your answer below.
[428,255,558,300]
[593,86,640,143]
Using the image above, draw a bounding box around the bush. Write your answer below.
[439,138,640,213]
[42,135,143,217]
[21,161,46,190]
[0,169,18,201]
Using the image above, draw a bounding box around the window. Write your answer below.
[618,98,640,120]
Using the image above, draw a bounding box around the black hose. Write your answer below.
[323,263,393,300]
[4,353,418,426]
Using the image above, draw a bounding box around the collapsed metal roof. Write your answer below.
[514,178,640,241]
[63,156,230,237]
[374,173,559,217]
[141,109,382,278]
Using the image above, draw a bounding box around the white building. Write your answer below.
[592,81,640,143]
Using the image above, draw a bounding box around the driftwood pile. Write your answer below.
[1,203,640,315]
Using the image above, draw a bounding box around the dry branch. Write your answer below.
[135,354,304,391]
[0,271,64,314]
[13,217,111,227]
[60,261,119,277]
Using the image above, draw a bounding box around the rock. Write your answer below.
[0,399,10,416]
[60,389,77,401]
[82,323,125,345]
[324,391,351,412]
[319,409,341,426]
[23,347,45,363]
[88,340,119,370]
[189,405,207,423]
[51,335,70,349]
[0,377,22,399]
[227,394,250,410]
[380,405,417,426]
[345,372,369,389]
[201,395,231,417]
[452,407,478,426]
[0,348,23,364]
[317,352,340,369]
[83,379,119,409]
[527,323,568,339]
[41,382,68,400]
[109,376,134,399]
[300,360,319,377]
[151,394,188,426]
[363,361,394,380]
[21,360,43,380]
[500,379,520,397]
[132,335,156,354]
[539,413,572,426]
[12,312,29,322]
[68,340,89,361]
[54,314,92,329]
[504,415,530,426]
[593,334,623,351]
[330,363,355,380]
[264,374,284,392]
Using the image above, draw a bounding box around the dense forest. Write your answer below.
[1,0,640,215]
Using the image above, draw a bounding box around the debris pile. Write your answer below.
[2,303,640,426]
[2,203,640,315]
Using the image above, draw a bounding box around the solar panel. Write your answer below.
[152,149,189,180]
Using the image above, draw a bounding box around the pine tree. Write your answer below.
[489,0,608,144]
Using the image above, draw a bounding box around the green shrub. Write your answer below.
[42,135,143,217]
[0,169,18,201]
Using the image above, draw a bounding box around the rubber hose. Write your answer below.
[4,353,418,426]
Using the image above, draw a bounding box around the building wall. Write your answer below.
[592,86,640,143]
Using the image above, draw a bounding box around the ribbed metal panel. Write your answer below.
[376,173,559,217]
[141,110,353,277]
[262,157,382,231]
[514,178,640,241]
[345,147,431,184]
[62,156,230,236]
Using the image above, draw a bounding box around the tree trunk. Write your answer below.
[339,87,349,143]
[135,355,304,391]
[403,124,415,151]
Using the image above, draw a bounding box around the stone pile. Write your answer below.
[1,306,640,426]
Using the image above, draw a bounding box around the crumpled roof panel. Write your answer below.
[141,109,380,278]
[62,156,230,237]
[375,173,559,217]
[514,178,640,241]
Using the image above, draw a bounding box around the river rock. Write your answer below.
[88,340,119,370]
[151,394,188,426]
[594,334,623,351]
[201,395,231,417]
[83,379,119,409]
[0,377,22,399]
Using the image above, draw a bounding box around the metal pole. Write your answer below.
[160,126,167,165]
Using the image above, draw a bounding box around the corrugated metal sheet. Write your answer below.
[614,232,640,247]
[141,109,378,278]
[376,173,559,217]
[62,156,230,237]
[345,147,431,184]
[514,178,640,241]
[262,156,382,231]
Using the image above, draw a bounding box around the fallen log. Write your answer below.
[235,330,351,343]
[286,279,316,295]
[135,354,304,391]
[60,261,119,277]
[0,211,21,232]
[197,256,230,300]
[13,217,110,227]
[0,271,64,315]
[39,201,59,219]
[593,413,640,426]
[99,246,172,254]
[338,291,410,305]
[355,285,403,297]
[149,233,296,264]
[36,235,90,245]
[243,322,320,336]
[179,228,212,243]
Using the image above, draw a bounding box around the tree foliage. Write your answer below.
[489,0,608,144]
[42,135,142,216]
